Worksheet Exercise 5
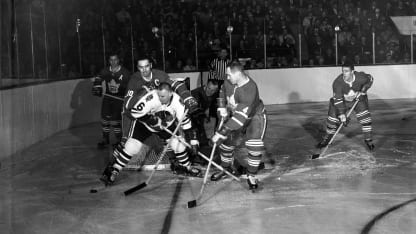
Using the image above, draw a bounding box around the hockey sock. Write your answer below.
[219,144,235,168]
[112,144,132,172]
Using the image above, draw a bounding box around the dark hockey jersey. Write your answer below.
[220,78,264,131]
[95,66,130,99]
[126,69,190,100]
[332,71,373,113]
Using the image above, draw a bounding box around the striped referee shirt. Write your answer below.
[208,58,230,81]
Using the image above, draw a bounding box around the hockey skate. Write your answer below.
[210,166,242,181]
[247,174,259,191]
[364,139,375,151]
[172,164,202,177]
[100,165,119,186]
[316,134,333,148]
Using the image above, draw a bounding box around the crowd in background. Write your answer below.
[4,0,416,79]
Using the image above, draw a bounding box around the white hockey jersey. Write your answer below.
[124,89,191,132]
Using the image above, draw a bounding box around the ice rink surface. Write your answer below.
[1,98,416,234]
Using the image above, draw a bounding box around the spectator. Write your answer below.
[174,59,184,72]
[183,58,197,71]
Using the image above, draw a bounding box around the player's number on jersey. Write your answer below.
[126,90,134,97]
[136,102,145,111]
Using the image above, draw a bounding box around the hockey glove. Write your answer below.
[211,126,231,145]
[92,77,103,97]
[184,96,199,115]
[185,129,199,155]
[190,139,199,156]
[216,97,228,119]
[361,84,371,93]
[217,107,228,118]
[338,114,349,127]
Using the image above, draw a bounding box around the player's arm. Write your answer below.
[119,68,132,93]
[361,73,374,93]
[332,81,349,125]
[173,95,198,153]
[216,85,228,120]
[121,78,140,140]
[224,92,255,131]
[332,81,347,115]
[212,91,256,145]
[92,70,105,96]
[168,77,199,114]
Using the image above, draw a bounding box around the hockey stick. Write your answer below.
[163,127,240,182]
[124,109,189,196]
[187,143,217,208]
[187,118,224,208]
[311,93,362,159]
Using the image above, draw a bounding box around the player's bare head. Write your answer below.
[342,63,354,71]
[137,56,152,78]
[157,82,173,104]
[108,53,120,67]
[341,63,354,81]
[206,80,219,96]
[226,61,244,84]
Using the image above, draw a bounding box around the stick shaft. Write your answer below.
[196,143,217,200]
[320,94,362,156]
[145,109,189,184]
[124,109,189,195]
[163,127,240,181]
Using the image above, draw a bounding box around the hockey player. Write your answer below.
[190,79,220,146]
[210,61,267,191]
[100,83,201,185]
[92,53,131,149]
[317,63,375,151]
[121,56,199,143]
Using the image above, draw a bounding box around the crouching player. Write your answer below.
[100,82,201,185]
[210,61,267,191]
[316,63,375,151]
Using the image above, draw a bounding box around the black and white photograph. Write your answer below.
[1,0,416,233]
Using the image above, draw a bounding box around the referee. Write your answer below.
[208,48,230,88]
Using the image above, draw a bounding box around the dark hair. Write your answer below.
[157,82,173,92]
[341,63,354,71]
[136,55,152,64]
[108,52,119,59]
[207,79,219,86]
[227,60,244,72]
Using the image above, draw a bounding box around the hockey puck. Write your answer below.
[90,189,98,193]
[310,154,320,159]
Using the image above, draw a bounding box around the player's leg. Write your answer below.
[210,134,239,181]
[98,98,111,149]
[317,98,340,148]
[110,99,123,147]
[244,111,267,190]
[100,121,151,185]
[355,96,374,151]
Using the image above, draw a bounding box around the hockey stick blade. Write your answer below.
[124,182,147,196]
[311,94,362,160]
[187,199,197,208]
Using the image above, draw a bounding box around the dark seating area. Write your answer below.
[2,0,416,78]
